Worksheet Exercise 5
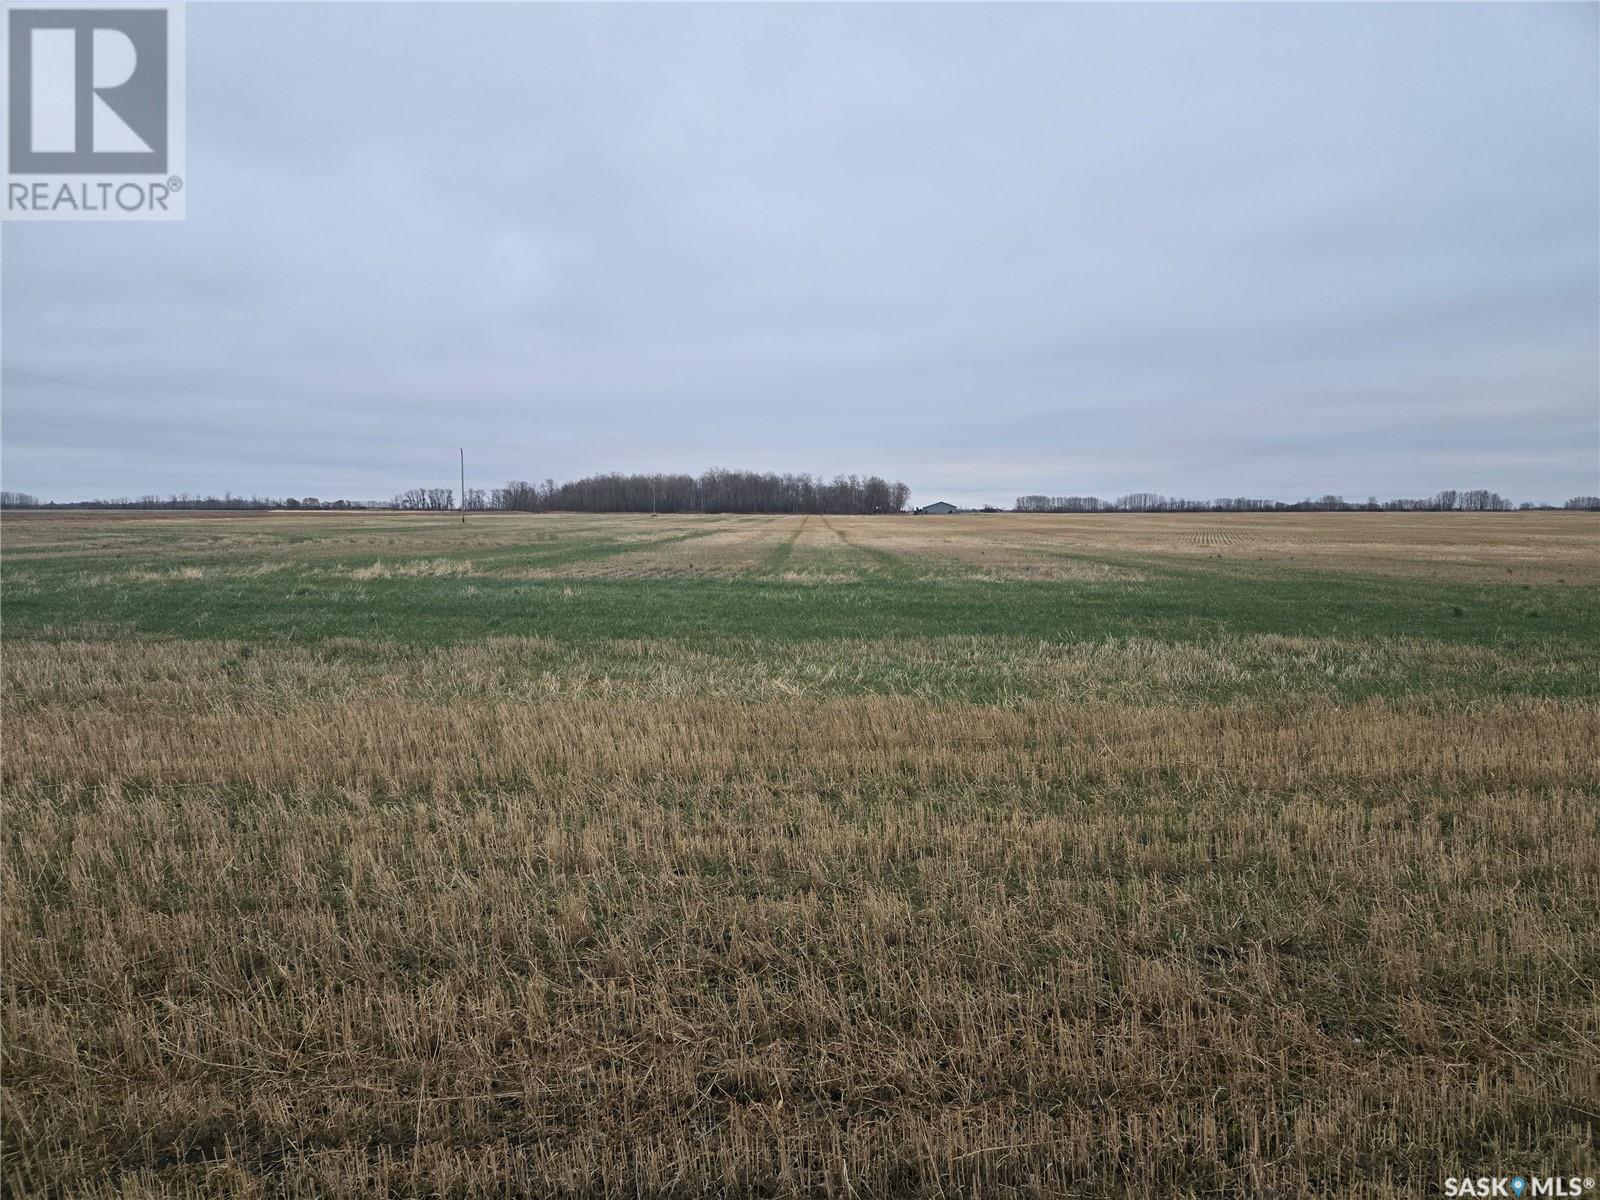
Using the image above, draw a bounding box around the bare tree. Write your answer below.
[1016,488,1532,514]
[487,468,913,514]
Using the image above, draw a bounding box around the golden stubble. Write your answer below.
[4,637,1599,1197]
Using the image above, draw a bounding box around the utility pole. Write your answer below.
[459,448,465,525]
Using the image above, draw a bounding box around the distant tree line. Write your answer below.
[7,483,1592,514]
[1015,490,1598,513]
[1,492,379,510]
[0,467,913,514]
[489,469,911,515]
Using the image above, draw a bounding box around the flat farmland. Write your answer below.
[3,510,1598,1198]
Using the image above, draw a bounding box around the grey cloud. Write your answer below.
[4,2,1596,506]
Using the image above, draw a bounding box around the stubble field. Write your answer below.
[3,510,1598,1198]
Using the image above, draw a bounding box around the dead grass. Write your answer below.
[0,512,646,565]
[3,511,1598,1197]
[347,558,476,581]
[5,653,1599,1197]
[85,567,210,585]
[9,685,1596,794]
[893,512,1599,583]
[2,633,1593,712]
[6,510,1596,583]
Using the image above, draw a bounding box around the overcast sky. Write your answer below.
[3,2,1597,507]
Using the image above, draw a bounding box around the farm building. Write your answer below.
[915,501,959,515]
